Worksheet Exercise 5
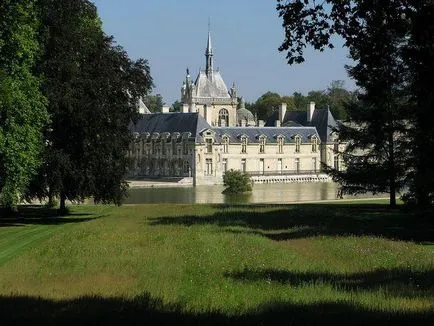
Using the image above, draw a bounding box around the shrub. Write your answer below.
[222,169,252,194]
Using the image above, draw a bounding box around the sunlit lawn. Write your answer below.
[0,203,433,325]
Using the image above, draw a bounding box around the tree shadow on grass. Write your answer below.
[225,267,434,300]
[0,205,101,227]
[149,204,434,243]
[0,292,432,325]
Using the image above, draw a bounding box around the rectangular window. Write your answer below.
[295,137,301,153]
[294,158,300,173]
[151,140,156,155]
[183,161,190,176]
[172,140,177,155]
[312,157,317,172]
[241,159,246,173]
[206,138,213,153]
[162,140,166,156]
[223,138,229,153]
[205,158,213,175]
[278,137,284,154]
[183,141,188,155]
[259,138,265,153]
[241,138,247,153]
[222,158,227,173]
[278,158,282,174]
[259,158,264,175]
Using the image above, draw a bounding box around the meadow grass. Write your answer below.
[0,203,433,325]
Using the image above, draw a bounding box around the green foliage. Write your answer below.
[277,0,434,206]
[250,91,295,120]
[0,0,49,209]
[171,100,182,112]
[25,0,153,209]
[143,93,164,113]
[222,169,252,194]
[292,81,353,120]
[250,81,352,121]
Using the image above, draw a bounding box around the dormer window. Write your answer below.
[241,136,248,153]
[311,136,318,153]
[295,135,301,153]
[222,136,229,153]
[259,136,266,154]
[277,136,284,154]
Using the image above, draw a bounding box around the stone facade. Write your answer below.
[129,113,327,185]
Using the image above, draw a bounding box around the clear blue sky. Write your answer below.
[92,0,355,104]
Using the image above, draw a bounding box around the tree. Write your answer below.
[0,0,49,212]
[143,94,164,113]
[403,2,434,205]
[26,0,152,211]
[251,91,295,120]
[222,170,252,194]
[171,100,182,112]
[292,92,308,110]
[277,0,433,206]
[292,81,352,120]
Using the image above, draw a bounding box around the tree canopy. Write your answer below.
[0,0,49,211]
[24,0,153,211]
[277,0,434,205]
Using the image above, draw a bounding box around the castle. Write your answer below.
[129,31,343,185]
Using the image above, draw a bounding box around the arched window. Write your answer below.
[219,109,229,127]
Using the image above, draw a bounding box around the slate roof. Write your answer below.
[131,113,321,145]
[194,70,230,98]
[265,108,338,143]
[131,113,211,142]
[310,109,338,143]
[211,127,320,144]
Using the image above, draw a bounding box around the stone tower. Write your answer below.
[181,29,238,127]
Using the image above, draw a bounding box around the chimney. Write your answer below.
[279,103,287,123]
[258,120,265,127]
[275,120,281,127]
[308,101,315,122]
[162,105,170,113]
[182,103,189,113]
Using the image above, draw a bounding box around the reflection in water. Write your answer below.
[125,183,341,204]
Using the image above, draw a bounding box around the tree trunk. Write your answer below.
[388,133,396,207]
[59,192,67,215]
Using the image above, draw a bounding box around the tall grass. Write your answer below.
[0,203,433,324]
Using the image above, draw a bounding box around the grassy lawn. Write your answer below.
[0,203,433,325]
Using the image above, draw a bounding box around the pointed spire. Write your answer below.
[205,21,213,79]
[206,18,212,54]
